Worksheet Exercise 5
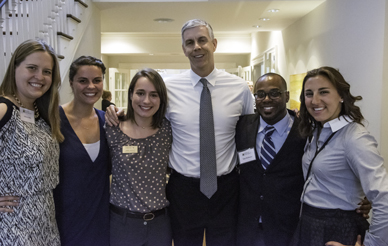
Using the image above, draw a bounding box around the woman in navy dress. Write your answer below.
[53,56,110,246]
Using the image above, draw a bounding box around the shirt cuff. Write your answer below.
[364,231,388,246]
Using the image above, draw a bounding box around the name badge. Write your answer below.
[237,148,256,164]
[122,146,138,154]
[20,107,35,124]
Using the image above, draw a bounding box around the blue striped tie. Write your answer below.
[260,125,276,169]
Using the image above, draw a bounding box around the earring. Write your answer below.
[341,100,344,103]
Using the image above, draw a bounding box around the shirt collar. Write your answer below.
[322,115,353,132]
[190,68,217,87]
[259,111,292,136]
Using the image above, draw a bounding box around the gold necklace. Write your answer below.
[13,94,39,118]
[135,122,151,129]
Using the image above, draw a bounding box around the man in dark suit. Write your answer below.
[235,73,371,246]
[235,73,306,246]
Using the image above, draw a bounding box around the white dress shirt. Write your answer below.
[302,116,388,246]
[164,68,254,177]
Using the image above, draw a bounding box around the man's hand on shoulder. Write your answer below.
[105,105,124,126]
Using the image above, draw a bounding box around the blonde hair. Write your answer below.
[0,39,64,142]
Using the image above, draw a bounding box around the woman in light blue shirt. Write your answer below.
[293,66,388,246]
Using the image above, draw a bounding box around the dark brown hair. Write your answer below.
[124,68,168,129]
[299,66,363,138]
[69,56,106,81]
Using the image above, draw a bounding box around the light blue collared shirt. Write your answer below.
[256,111,294,158]
[301,116,388,246]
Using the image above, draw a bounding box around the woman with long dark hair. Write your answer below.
[53,56,110,246]
[293,66,388,246]
[106,68,172,246]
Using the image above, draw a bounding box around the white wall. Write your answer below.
[251,0,388,161]
[60,3,103,109]
[105,53,250,69]
[282,0,386,149]
[101,54,110,91]
[101,33,251,55]
[250,31,287,78]
[380,1,388,160]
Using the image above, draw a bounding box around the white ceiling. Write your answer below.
[93,0,326,34]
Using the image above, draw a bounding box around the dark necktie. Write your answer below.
[199,78,217,198]
[260,125,276,169]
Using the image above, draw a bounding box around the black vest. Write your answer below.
[235,110,306,246]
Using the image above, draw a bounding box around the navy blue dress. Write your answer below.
[53,107,110,246]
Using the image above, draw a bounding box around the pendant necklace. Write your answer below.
[13,94,40,118]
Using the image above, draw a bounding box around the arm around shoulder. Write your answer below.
[242,86,254,115]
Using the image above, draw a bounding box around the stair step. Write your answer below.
[57,32,74,40]
[67,14,81,23]
[75,0,88,8]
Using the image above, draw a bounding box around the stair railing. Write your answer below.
[0,0,90,81]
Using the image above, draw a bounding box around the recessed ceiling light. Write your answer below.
[154,18,174,23]
[259,18,270,21]
[252,25,261,28]
[149,53,154,56]
[268,9,279,13]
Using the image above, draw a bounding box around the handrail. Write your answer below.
[0,0,7,9]
[0,0,92,81]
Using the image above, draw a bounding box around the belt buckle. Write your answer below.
[143,212,155,221]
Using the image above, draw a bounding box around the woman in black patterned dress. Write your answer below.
[0,39,63,246]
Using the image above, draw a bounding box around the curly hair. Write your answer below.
[299,66,363,138]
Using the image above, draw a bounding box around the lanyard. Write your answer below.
[305,131,337,180]
[299,131,337,218]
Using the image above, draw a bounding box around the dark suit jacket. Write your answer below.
[236,110,306,246]
[101,99,115,112]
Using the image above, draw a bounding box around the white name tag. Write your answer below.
[122,146,138,154]
[237,148,256,164]
[20,107,35,124]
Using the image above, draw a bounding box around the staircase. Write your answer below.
[0,0,93,81]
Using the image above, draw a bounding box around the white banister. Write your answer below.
[0,0,91,81]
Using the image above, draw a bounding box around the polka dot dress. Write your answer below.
[107,118,172,212]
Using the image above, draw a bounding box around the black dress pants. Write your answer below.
[166,169,239,246]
